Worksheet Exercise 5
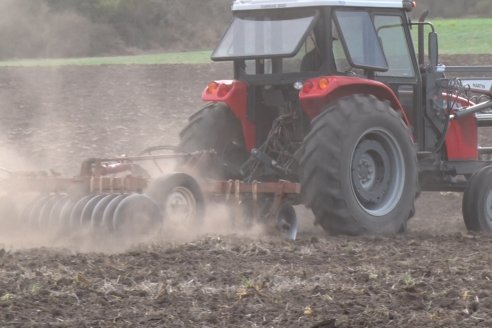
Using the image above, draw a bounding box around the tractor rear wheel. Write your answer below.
[300,94,418,235]
[462,165,492,232]
[179,102,249,179]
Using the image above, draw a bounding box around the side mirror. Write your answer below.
[428,31,438,68]
[417,10,429,67]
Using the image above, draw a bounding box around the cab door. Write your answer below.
[373,13,422,140]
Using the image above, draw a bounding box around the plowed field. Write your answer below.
[1,55,492,327]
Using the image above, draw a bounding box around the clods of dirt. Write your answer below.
[1,235,492,327]
[1,55,492,327]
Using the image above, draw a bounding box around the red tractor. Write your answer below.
[2,0,492,242]
[178,0,492,235]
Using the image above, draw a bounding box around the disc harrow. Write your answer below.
[0,147,301,244]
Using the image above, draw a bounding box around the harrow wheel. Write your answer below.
[146,173,205,224]
[463,165,492,232]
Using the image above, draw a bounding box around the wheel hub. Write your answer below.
[357,156,375,187]
[352,139,391,205]
[165,187,196,221]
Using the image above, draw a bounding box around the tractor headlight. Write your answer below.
[293,81,304,91]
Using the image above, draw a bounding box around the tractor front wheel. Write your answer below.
[462,165,492,232]
[301,94,418,235]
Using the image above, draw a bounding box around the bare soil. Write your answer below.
[1,56,492,327]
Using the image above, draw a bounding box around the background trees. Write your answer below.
[418,0,492,18]
[0,0,489,60]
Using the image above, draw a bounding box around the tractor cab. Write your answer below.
[208,0,419,148]
[184,0,492,236]
[212,0,416,81]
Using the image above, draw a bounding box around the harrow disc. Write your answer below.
[18,191,162,243]
[17,172,205,243]
[25,195,51,229]
[37,195,59,230]
[47,195,70,227]
[91,194,121,229]
[80,194,107,226]
[58,197,76,228]
[69,195,94,229]
[101,194,129,232]
[275,202,298,241]
[113,194,162,239]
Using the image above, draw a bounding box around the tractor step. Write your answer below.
[479,147,492,155]
[476,113,492,127]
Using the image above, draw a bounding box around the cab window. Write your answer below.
[334,10,388,71]
[374,15,415,77]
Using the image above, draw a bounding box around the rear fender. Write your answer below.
[299,76,411,126]
[444,95,478,160]
[202,80,256,151]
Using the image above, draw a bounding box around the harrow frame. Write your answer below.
[0,149,302,241]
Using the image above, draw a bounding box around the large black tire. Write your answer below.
[300,94,418,235]
[179,102,249,179]
[462,165,492,232]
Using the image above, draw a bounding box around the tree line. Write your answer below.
[0,0,232,59]
[0,0,489,60]
[417,0,492,18]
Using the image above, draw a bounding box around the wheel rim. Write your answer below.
[276,204,298,241]
[486,190,492,224]
[165,187,197,221]
[350,128,405,217]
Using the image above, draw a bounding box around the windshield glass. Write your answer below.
[212,9,317,61]
[334,10,388,71]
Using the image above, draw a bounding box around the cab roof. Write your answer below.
[232,0,413,11]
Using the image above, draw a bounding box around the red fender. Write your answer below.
[202,80,256,151]
[299,76,411,126]
[443,95,478,160]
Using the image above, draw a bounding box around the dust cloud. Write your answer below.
[0,198,271,254]
[0,0,240,253]
[0,47,257,253]
[0,0,119,60]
